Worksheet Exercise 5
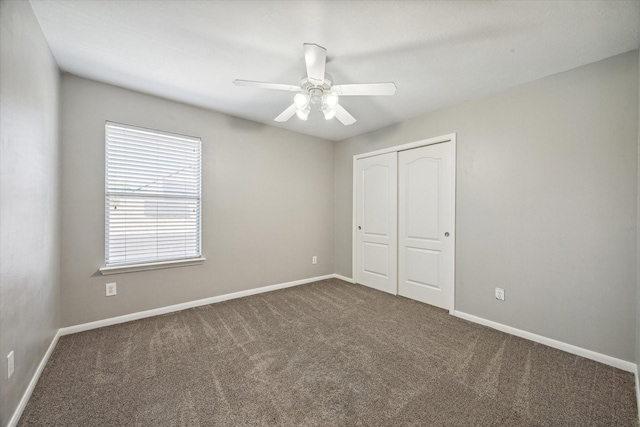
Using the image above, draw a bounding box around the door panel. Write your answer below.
[363,165,390,235]
[398,142,453,309]
[406,158,439,240]
[356,152,397,294]
[363,242,389,277]
[405,247,439,289]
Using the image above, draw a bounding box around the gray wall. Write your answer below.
[335,50,639,362]
[637,49,640,395]
[60,75,335,327]
[0,1,61,425]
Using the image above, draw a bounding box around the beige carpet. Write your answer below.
[19,279,637,426]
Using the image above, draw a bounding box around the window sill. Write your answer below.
[100,257,206,275]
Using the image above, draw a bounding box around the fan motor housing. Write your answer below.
[300,74,333,93]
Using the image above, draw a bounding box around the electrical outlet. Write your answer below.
[106,282,117,297]
[495,287,505,301]
[7,351,14,379]
[312,256,317,265]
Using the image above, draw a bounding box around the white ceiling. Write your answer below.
[29,1,640,141]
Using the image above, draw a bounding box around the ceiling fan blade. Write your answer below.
[303,43,327,85]
[233,80,300,92]
[335,104,356,126]
[274,103,297,122]
[332,83,396,96]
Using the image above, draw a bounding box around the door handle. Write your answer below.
[358,226,362,230]
[444,232,450,237]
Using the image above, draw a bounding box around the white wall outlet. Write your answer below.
[312,256,317,265]
[495,287,505,301]
[7,351,14,379]
[106,282,117,297]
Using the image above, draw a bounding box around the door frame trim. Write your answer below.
[352,133,457,312]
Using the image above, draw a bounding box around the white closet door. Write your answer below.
[398,142,454,309]
[355,152,398,294]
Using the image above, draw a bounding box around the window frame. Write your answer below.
[100,121,205,275]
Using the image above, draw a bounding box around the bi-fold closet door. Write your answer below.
[355,141,454,310]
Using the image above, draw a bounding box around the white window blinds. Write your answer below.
[105,122,201,266]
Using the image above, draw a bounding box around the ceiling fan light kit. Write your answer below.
[296,106,311,121]
[294,93,309,109]
[323,108,337,121]
[234,43,397,126]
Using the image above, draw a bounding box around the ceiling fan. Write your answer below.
[233,43,396,126]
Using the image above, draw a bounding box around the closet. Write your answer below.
[353,135,455,310]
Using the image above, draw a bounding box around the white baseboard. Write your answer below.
[7,329,61,427]
[635,365,640,420]
[333,274,355,283]
[452,310,636,373]
[60,274,335,336]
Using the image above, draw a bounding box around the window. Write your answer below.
[104,122,202,270]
